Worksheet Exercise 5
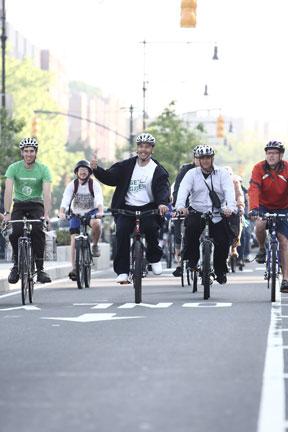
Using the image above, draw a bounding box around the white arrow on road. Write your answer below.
[41,313,144,323]
[0,305,41,311]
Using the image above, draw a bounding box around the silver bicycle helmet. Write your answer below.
[264,141,285,153]
[194,145,215,158]
[19,137,38,150]
[193,145,202,157]
[136,133,156,146]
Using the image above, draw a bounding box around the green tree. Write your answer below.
[147,102,204,182]
[0,108,25,174]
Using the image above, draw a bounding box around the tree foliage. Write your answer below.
[147,102,204,183]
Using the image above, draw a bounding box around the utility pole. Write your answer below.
[1,0,6,111]
[129,104,134,157]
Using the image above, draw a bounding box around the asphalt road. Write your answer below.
[0,262,285,432]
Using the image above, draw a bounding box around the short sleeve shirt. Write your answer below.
[5,160,52,202]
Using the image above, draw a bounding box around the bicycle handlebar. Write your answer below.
[108,208,160,218]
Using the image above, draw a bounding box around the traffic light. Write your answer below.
[216,115,225,138]
[180,0,197,28]
[31,117,39,137]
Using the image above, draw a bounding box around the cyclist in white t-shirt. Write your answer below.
[59,160,104,281]
[91,133,170,283]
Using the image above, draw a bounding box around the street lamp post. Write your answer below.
[129,104,134,157]
[1,0,6,111]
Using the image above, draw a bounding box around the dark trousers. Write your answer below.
[114,207,162,275]
[9,202,45,271]
[183,213,230,275]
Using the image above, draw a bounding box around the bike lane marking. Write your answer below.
[257,283,285,432]
[41,313,144,323]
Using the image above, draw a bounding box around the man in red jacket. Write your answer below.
[248,140,288,292]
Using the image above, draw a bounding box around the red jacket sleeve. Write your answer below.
[248,163,263,210]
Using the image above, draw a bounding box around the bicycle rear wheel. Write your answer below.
[75,238,85,289]
[202,241,212,300]
[133,240,143,304]
[84,241,92,288]
[271,243,277,302]
[18,241,29,305]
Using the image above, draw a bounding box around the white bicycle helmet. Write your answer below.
[19,137,38,150]
[264,140,285,153]
[136,133,156,146]
[194,145,215,158]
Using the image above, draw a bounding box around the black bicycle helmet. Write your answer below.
[74,160,92,175]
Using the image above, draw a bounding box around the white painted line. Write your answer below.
[182,302,232,308]
[0,305,40,311]
[257,280,285,432]
[118,302,173,309]
[92,303,113,309]
[256,267,266,271]
[41,313,144,323]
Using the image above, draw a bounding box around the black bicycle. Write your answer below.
[67,213,96,290]
[260,212,286,302]
[111,208,160,304]
[2,218,46,305]
[181,211,215,300]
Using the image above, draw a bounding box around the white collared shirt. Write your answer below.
[175,165,237,222]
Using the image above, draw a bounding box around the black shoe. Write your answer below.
[280,279,288,293]
[8,266,19,284]
[216,273,227,285]
[37,270,51,284]
[255,249,266,264]
[172,266,182,277]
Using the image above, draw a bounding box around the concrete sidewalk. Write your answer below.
[0,242,111,293]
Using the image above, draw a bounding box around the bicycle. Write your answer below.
[179,210,216,300]
[259,212,286,302]
[110,208,160,304]
[2,217,46,305]
[66,213,97,290]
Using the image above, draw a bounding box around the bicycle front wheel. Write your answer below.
[192,269,198,293]
[75,238,85,289]
[18,241,29,305]
[271,243,277,302]
[133,240,143,304]
[28,251,35,304]
[202,241,212,300]
[84,241,92,288]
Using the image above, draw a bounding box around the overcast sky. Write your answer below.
[6,0,288,130]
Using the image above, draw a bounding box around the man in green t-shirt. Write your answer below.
[3,137,52,284]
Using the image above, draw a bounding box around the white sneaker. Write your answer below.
[115,273,129,283]
[151,261,162,275]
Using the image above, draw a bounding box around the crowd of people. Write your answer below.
[2,135,288,293]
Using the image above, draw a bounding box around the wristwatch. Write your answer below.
[3,211,10,216]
